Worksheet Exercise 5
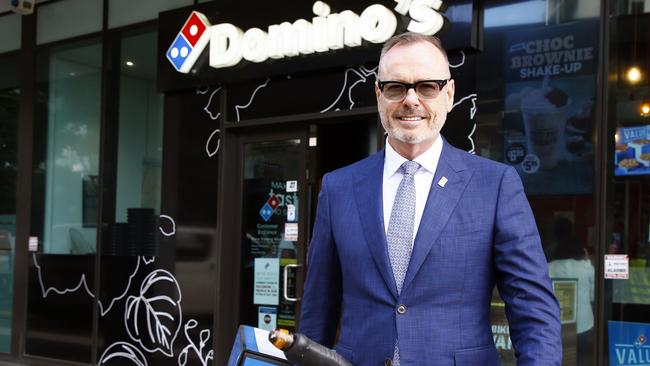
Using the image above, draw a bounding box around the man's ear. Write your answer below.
[446,79,456,112]
[375,80,381,103]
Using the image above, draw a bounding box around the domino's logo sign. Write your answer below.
[166,11,211,74]
[166,2,447,72]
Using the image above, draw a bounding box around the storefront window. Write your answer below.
[476,1,600,364]
[133,86,220,365]
[26,38,102,363]
[0,14,21,54]
[36,0,102,45]
[0,53,19,354]
[108,0,193,29]
[97,28,171,365]
[605,2,650,365]
[0,13,22,354]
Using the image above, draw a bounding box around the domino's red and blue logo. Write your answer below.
[167,11,211,74]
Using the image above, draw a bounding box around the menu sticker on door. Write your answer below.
[28,236,38,252]
[605,254,629,279]
[284,223,298,242]
[286,180,297,192]
[258,306,277,331]
[254,258,280,305]
[287,204,296,222]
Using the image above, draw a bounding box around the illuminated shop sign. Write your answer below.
[167,0,445,73]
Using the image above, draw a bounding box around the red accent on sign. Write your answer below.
[267,195,280,210]
[181,12,207,47]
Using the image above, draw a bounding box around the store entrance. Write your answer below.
[234,116,380,333]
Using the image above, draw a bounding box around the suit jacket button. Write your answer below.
[397,304,407,314]
[385,359,393,366]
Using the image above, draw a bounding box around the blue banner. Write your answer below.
[608,321,650,366]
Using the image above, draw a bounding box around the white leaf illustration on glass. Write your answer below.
[125,270,183,356]
[178,319,214,366]
[98,342,148,366]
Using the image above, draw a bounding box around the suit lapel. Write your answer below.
[401,141,474,294]
[353,150,398,298]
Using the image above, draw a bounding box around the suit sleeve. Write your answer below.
[493,166,562,365]
[298,173,342,347]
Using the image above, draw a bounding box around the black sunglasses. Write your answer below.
[377,79,450,101]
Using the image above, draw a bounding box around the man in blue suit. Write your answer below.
[299,32,561,366]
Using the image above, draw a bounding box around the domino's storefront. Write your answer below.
[0,0,649,365]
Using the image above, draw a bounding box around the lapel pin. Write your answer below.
[438,176,448,187]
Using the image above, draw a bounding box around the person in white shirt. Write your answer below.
[548,216,594,366]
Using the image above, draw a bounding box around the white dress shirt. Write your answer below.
[383,137,443,245]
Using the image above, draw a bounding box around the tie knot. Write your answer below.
[400,161,420,176]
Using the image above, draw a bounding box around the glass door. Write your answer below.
[238,130,309,333]
[605,4,650,366]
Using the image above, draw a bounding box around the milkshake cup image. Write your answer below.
[520,83,569,170]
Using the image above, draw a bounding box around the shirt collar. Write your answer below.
[383,136,443,179]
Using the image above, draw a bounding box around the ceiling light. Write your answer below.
[626,66,642,84]
[641,102,650,116]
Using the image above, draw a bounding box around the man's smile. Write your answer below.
[398,116,425,121]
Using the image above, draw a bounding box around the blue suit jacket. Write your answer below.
[299,140,562,365]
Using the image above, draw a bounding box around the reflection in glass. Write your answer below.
[606,5,650,363]
[98,27,220,365]
[0,53,19,353]
[98,28,168,363]
[106,29,162,257]
[241,140,301,332]
[25,39,101,363]
[37,41,102,254]
[548,217,595,366]
[36,0,102,45]
[477,0,599,364]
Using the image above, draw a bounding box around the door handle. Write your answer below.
[283,263,303,302]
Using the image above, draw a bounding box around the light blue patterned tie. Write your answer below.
[387,160,419,366]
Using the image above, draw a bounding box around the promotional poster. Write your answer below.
[615,125,650,176]
[503,20,598,195]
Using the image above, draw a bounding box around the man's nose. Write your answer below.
[403,87,420,106]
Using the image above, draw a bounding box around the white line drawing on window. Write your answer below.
[235,77,271,122]
[33,252,95,298]
[159,215,176,237]
[98,256,145,316]
[125,270,183,357]
[321,65,378,113]
[33,255,155,317]
[449,50,466,69]
[466,123,477,154]
[98,341,148,366]
[198,87,222,157]
[178,319,214,366]
[452,93,478,154]
[205,128,221,158]
[203,87,222,120]
[453,93,478,119]
[196,86,210,95]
